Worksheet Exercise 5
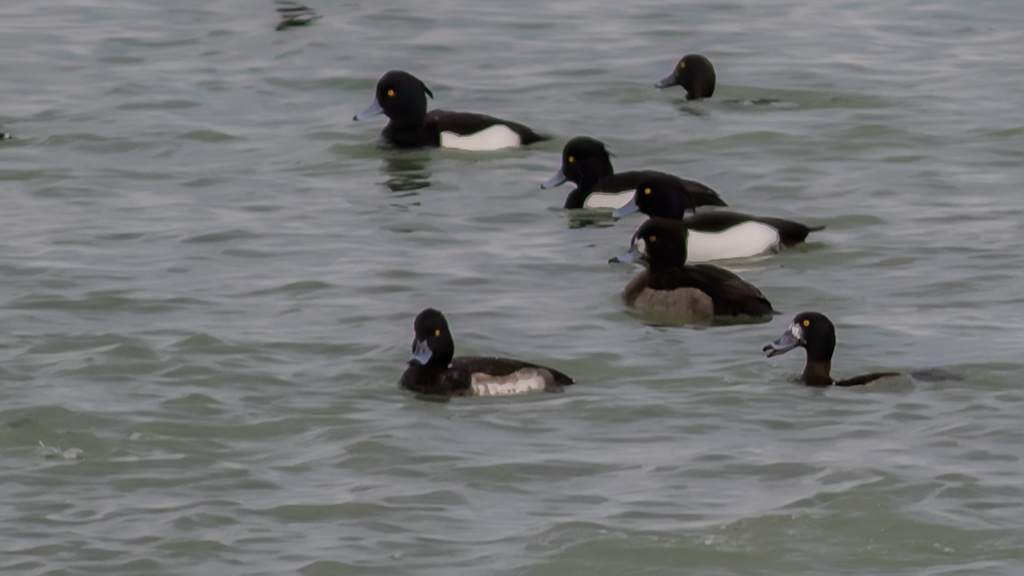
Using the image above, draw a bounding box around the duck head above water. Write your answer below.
[542,136,614,191]
[614,217,691,271]
[656,54,716,100]
[409,307,455,369]
[613,173,711,219]
[354,70,434,128]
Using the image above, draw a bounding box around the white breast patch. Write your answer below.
[686,221,781,262]
[470,368,548,396]
[440,125,521,151]
[583,191,634,210]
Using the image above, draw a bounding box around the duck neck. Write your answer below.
[401,361,431,392]
[645,233,689,275]
[563,187,590,209]
[577,157,613,192]
[647,258,687,276]
[382,123,434,147]
[385,101,428,130]
[801,359,834,387]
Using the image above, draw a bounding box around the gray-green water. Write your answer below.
[2,1,1022,574]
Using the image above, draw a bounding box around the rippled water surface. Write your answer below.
[2,1,1023,574]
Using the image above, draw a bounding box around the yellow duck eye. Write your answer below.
[434,329,440,336]
[679,61,686,69]
[802,319,810,327]
[387,89,395,97]
[567,156,575,164]
[648,235,656,242]
[643,187,651,195]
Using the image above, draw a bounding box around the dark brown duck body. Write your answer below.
[618,218,776,320]
[400,309,573,397]
[401,356,573,397]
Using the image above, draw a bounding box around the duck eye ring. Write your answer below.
[648,235,656,242]
[643,187,651,195]
[387,89,395,97]
[802,319,810,327]
[679,62,686,69]
[434,329,440,336]
[567,156,574,164]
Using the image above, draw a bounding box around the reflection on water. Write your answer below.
[566,210,618,230]
[274,1,322,31]
[667,97,790,116]
[726,98,785,107]
[379,151,431,194]
[669,101,711,117]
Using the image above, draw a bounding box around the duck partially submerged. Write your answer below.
[763,312,901,387]
[655,54,716,100]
